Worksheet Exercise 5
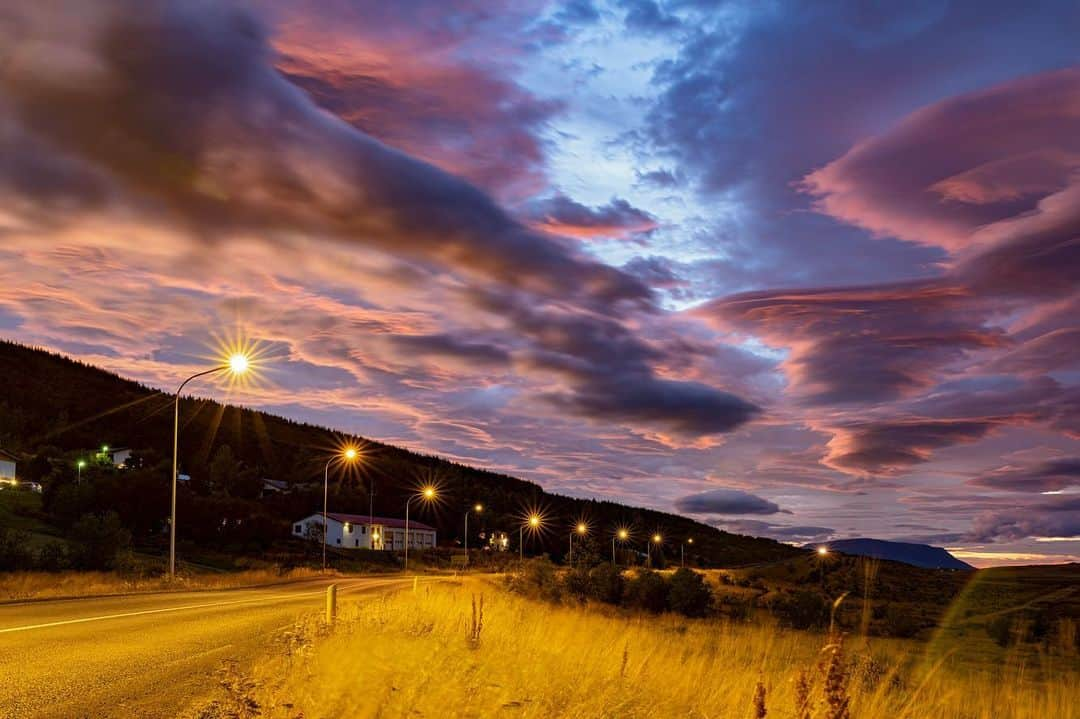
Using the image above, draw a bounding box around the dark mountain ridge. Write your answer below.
[819,538,974,570]
[0,340,801,566]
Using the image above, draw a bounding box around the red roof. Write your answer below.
[326,513,435,532]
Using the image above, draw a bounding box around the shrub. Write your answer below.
[562,566,592,602]
[67,511,132,570]
[624,569,669,613]
[588,564,625,604]
[771,590,827,630]
[0,528,34,571]
[36,542,70,572]
[667,568,713,617]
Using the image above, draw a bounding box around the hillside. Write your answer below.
[0,340,801,566]
[821,538,973,569]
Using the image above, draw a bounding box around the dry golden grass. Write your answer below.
[0,566,325,602]
[195,579,1078,719]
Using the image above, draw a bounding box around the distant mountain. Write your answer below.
[0,340,802,566]
[819,538,974,570]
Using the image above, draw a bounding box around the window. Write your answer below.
[294,524,301,533]
[355,539,360,547]
[336,538,341,545]
[361,526,366,534]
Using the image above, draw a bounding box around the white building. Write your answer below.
[0,449,16,483]
[292,512,436,551]
[109,447,133,468]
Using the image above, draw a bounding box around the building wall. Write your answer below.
[290,515,436,550]
[0,459,15,480]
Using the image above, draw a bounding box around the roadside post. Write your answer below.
[326,584,337,626]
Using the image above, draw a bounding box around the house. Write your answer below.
[0,449,16,482]
[487,531,510,552]
[291,513,437,551]
[110,447,133,468]
[260,478,290,498]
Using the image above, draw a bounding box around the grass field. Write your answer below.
[188,577,1079,719]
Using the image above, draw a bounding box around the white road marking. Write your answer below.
[0,580,396,636]
[0,576,438,636]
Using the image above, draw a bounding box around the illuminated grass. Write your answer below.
[193,580,1078,719]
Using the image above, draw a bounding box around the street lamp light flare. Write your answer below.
[475,503,484,513]
[577,522,587,535]
[817,546,829,556]
[529,514,541,527]
[343,447,358,461]
[653,533,662,543]
[423,486,436,499]
[617,528,629,540]
[227,352,250,375]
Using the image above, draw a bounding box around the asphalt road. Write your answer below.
[0,575,417,718]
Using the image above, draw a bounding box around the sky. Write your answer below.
[0,0,1078,566]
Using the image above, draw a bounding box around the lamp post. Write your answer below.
[404,486,436,571]
[464,503,483,566]
[323,446,359,572]
[648,533,662,568]
[681,537,693,568]
[570,522,587,565]
[76,459,86,485]
[169,352,251,579]
[612,528,629,568]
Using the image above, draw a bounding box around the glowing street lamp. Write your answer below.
[612,527,629,568]
[76,459,87,485]
[404,486,437,571]
[681,537,694,568]
[169,351,253,579]
[322,445,360,572]
[464,503,483,567]
[816,546,830,592]
[520,513,542,562]
[569,521,588,565]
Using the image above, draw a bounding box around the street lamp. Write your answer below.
[570,521,587,565]
[520,513,542,562]
[648,533,662,567]
[322,445,360,572]
[682,537,694,568]
[816,546,829,592]
[612,527,629,568]
[404,486,437,571]
[464,503,483,566]
[169,351,252,579]
[76,459,87,485]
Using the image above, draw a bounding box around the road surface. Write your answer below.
[0,575,420,718]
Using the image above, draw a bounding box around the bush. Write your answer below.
[0,528,34,571]
[588,564,625,604]
[507,558,563,602]
[667,568,713,618]
[562,566,592,602]
[67,511,131,570]
[624,569,669,613]
[36,542,70,572]
[771,590,827,630]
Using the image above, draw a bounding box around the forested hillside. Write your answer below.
[0,340,802,566]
